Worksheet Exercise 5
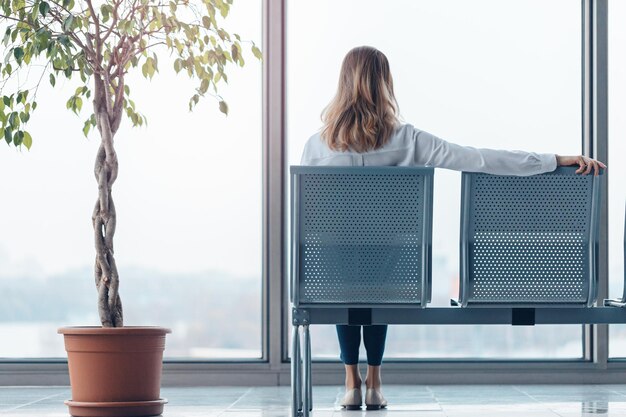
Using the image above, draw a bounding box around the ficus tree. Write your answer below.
[0,0,260,327]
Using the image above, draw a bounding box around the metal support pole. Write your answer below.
[306,325,312,412]
[291,325,301,417]
[302,325,311,415]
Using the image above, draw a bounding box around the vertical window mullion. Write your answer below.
[583,0,609,366]
[264,0,287,369]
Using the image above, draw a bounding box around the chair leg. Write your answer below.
[302,325,312,416]
[306,325,312,412]
[291,324,302,417]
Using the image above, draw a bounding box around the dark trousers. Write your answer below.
[336,324,388,366]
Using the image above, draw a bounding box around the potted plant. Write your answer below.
[0,0,260,415]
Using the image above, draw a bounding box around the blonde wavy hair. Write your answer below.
[321,46,400,153]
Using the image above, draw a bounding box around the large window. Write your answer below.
[2,0,619,375]
[0,2,262,359]
[608,0,626,358]
[287,0,583,359]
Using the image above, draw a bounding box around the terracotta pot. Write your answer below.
[58,326,171,417]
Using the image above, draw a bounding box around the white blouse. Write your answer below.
[300,123,557,176]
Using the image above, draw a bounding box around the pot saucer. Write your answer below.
[64,398,167,417]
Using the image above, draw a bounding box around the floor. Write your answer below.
[2,385,626,416]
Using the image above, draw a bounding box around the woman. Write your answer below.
[299,46,605,411]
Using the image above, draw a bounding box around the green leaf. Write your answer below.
[4,128,11,144]
[124,19,135,34]
[141,57,156,79]
[231,44,239,62]
[188,94,199,111]
[8,112,18,128]
[49,73,55,87]
[173,59,182,73]
[218,2,229,18]
[2,28,10,46]
[13,130,23,146]
[219,100,228,115]
[57,34,70,47]
[100,4,111,22]
[199,79,209,94]
[13,47,24,64]
[67,96,82,114]
[202,16,210,29]
[15,0,26,11]
[2,96,9,107]
[82,119,90,137]
[34,29,51,52]
[31,2,40,21]
[39,1,49,17]
[22,131,32,149]
[251,45,262,60]
[63,15,74,32]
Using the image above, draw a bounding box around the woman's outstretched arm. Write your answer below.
[413,129,605,176]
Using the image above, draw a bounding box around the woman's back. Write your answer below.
[301,122,557,177]
[301,124,415,167]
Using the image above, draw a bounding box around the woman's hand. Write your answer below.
[556,154,606,176]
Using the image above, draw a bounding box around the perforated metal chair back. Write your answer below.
[290,166,434,308]
[458,166,602,307]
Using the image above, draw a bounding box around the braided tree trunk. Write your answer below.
[92,74,123,327]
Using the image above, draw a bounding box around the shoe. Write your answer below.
[365,387,388,410]
[340,388,362,410]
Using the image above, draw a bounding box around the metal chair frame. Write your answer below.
[289,166,623,417]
